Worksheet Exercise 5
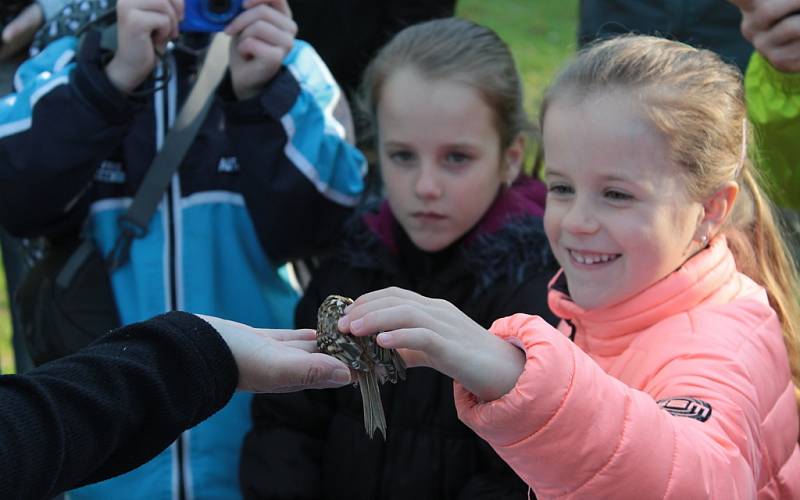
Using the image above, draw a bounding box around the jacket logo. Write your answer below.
[94,161,126,184]
[217,156,239,173]
[657,397,712,422]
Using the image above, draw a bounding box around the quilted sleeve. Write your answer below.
[453,313,774,499]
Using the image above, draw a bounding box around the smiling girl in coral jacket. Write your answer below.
[337,35,800,499]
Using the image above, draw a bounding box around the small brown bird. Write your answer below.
[316,294,406,439]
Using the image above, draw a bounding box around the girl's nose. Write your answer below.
[562,198,599,234]
[414,165,442,199]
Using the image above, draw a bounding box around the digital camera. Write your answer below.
[180,0,243,32]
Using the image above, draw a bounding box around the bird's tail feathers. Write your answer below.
[359,371,386,439]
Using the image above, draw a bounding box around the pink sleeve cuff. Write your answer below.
[454,314,576,447]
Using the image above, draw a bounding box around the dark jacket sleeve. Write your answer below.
[222,41,366,264]
[0,33,139,238]
[0,311,237,500]
[240,262,337,500]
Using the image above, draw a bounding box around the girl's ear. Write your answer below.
[696,181,740,240]
[502,134,526,184]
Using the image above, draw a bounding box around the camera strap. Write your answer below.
[107,33,231,271]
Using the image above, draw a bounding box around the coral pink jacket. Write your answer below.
[454,237,800,498]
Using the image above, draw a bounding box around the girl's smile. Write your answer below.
[567,249,622,267]
[542,92,705,310]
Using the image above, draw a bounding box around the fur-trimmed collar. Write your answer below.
[337,177,554,294]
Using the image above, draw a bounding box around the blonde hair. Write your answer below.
[357,17,532,154]
[540,35,800,402]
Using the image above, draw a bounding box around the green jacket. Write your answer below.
[745,53,800,210]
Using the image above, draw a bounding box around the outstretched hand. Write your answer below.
[337,287,526,402]
[197,315,352,393]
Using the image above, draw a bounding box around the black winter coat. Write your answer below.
[241,179,558,500]
[0,312,236,500]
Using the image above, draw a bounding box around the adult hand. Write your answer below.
[105,0,183,94]
[730,0,800,72]
[197,314,352,393]
[224,0,296,101]
[337,287,526,402]
[0,3,43,60]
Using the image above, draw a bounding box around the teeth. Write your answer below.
[570,250,619,265]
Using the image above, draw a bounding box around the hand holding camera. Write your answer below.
[106,0,294,99]
[105,0,184,94]
[224,0,296,101]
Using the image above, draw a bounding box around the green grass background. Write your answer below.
[0,260,9,372]
[0,0,579,373]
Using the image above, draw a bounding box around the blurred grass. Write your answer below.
[457,0,579,117]
[0,0,579,374]
[0,255,12,373]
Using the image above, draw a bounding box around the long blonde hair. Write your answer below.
[540,35,800,403]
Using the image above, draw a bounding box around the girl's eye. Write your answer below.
[388,151,416,165]
[444,152,471,165]
[547,184,573,195]
[604,189,633,201]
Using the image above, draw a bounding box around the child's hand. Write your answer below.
[338,287,526,402]
[106,0,183,94]
[224,0,296,101]
[0,3,43,60]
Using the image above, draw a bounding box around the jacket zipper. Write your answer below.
[156,54,188,500]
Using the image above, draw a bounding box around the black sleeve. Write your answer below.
[239,265,338,500]
[0,33,139,238]
[221,67,361,264]
[0,311,237,500]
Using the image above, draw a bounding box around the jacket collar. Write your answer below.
[548,236,742,351]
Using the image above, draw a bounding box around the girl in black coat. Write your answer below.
[240,18,557,500]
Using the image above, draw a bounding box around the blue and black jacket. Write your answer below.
[0,32,365,499]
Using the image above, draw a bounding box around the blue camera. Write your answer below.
[180,0,243,32]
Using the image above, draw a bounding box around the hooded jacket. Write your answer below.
[0,32,364,500]
[240,178,558,499]
[455,236,800,499]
